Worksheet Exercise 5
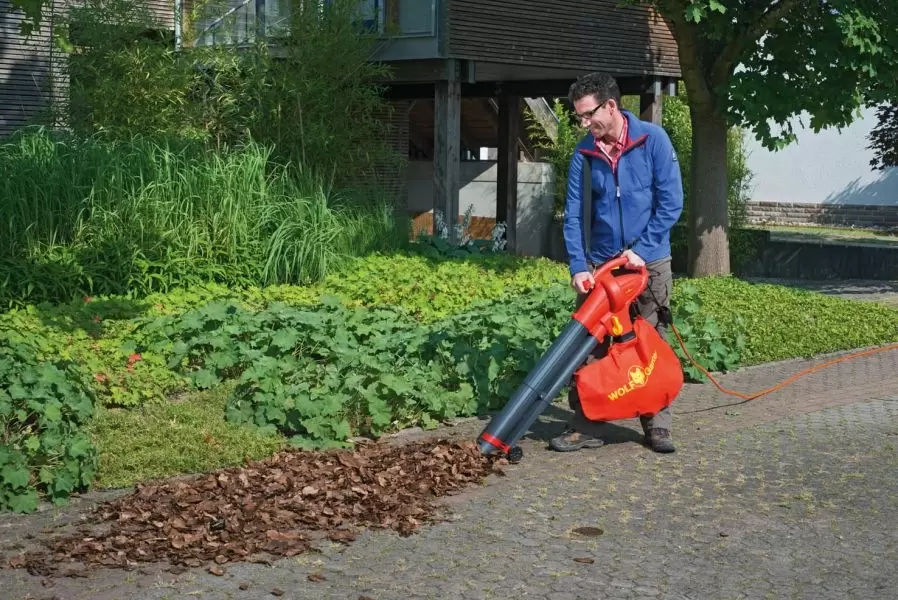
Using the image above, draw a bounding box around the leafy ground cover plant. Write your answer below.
[680,276,898,364]
[4,253,898,500]
[130,281,745,448]
[0,328,98,512]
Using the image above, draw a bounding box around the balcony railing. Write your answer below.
[182,0,438,49]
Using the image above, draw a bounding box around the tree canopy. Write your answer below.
[629,0,898,275]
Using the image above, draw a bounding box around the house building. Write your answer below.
[2,0,683,255]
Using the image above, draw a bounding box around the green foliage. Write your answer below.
[317,252,569,322]
[1,305,184,408]
[0,329,98,513]
[127,267,761,446]
[678,277,898,365]
[668,281,747,382]
[128,286,573,447]
[53,0,402,186]
[416,286,574,414]
[526,99,587,220]
[648,0,898,151]
[0,130,407,307]
[867,104,898,171]
[131,298,451,446]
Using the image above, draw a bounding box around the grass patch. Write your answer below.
[680,276,898,364]
[749,224,898,245]
[88,383,285,489]
[0,129,408,308]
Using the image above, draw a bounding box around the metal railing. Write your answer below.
[177,0,438,49]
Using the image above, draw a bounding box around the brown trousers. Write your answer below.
[568,257,674,433]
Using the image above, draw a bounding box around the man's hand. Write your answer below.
[571,271,595,295]
[622,249,645,269]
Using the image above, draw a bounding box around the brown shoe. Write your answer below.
[645,428,675,453]
[550,427,604,452]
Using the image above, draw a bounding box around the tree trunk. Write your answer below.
[688,105,731,277]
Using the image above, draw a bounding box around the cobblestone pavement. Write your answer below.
[2,348,898,600]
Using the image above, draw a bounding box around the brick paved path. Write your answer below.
[2,346,898,600]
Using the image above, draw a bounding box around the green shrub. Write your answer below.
[55,0,402,187]
[0,328,99,513]
[668,281,747,381]
[526,99,586,220]
[132,298,464,447]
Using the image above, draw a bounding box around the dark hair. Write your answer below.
[568,72,621,108]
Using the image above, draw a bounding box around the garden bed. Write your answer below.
[3,250,898,514]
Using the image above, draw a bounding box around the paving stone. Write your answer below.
[3,348,898,599]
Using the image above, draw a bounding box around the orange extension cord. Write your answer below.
[668,322,898,412]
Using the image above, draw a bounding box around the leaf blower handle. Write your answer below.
[594,256,639,279]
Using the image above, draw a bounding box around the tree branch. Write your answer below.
[660,2,715,112]
[711,0,805,87]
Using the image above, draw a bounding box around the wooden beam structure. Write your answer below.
[433,60,462,244]
[639,77,663,125]
[496,94,521,253]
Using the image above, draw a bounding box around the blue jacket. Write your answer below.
[563,110,684,276]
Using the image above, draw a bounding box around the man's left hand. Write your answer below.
[622,249,645,269]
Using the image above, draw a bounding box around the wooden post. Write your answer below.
[496,94,521,253]
[434,61,461,243]
[639,77,663,125]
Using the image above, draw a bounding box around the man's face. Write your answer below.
[573,95,615,140]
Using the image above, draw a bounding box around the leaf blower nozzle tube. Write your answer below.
[477,320,598,455]
[477,256,649,458]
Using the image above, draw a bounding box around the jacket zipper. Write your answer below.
[614,169,625,253]
[581,133,648,256]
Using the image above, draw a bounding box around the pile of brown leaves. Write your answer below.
[15,440,503,576]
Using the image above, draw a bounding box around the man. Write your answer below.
[550,72,684,454]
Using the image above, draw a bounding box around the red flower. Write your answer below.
[94,373,108,383]
[84,296,93,303]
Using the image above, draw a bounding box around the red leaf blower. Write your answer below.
[477,256,684,462]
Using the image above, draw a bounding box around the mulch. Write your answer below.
[9,439,505,577]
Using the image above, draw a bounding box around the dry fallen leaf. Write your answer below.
[308,573,327,582]
[208,565,225,576]
[13,440,501,577]
[573,557,595,564]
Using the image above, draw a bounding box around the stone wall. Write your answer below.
[746,202,898,230]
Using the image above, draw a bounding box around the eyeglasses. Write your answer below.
[575,100,608,122]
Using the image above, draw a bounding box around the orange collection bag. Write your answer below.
[574,317,684,422]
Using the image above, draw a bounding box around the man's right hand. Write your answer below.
[571,271,595,295]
